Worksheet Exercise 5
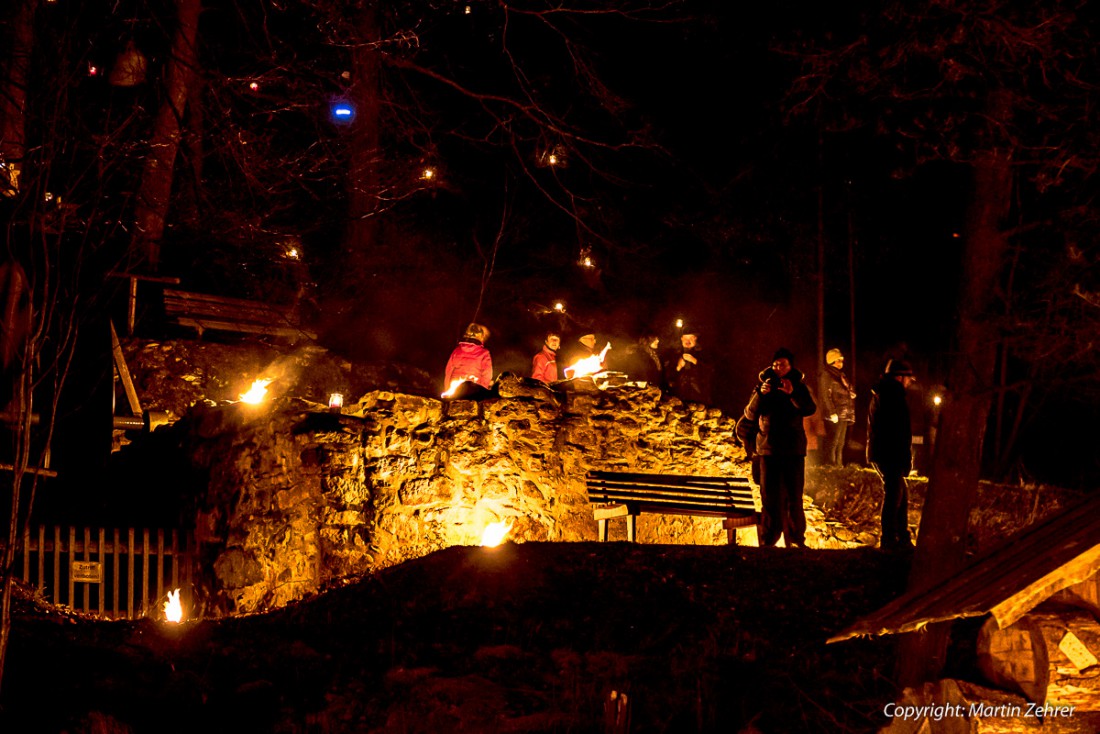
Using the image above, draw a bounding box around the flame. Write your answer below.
[564,342,612,380]
[441,378,472,398]
[239,378,273,404]
[480,521,512,547]
[164,589,183,623]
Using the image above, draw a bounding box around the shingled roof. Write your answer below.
[829,492,1100,644]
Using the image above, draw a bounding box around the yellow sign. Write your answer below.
[1059,631,1099,671]
[71,561,102,583]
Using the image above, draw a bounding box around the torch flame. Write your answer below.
[563,342,612,380]
[239,378,273,404]
[480,521,512,547]
[442,377,475,399]
[164,589,183,623]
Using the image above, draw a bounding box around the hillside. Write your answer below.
[4,542,908,733]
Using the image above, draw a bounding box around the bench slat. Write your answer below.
[594,501,753,517]
[587,482,756,501]
[587,470,751,487]
[594,493,756,510]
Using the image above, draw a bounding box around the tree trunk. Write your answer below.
[0,0,37,697]
[130,0,201,270]
[0,0,36,193]
[895,91,1015,686]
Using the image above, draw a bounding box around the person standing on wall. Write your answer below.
[819,348,857,466]
[742,347,817,548]
[531,332,560,383]
[867,358,917,551]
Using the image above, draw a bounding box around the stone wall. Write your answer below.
[181,375,759,615]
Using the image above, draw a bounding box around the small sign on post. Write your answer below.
[71,561,103,584]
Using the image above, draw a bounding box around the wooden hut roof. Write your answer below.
[829,492,1100,644]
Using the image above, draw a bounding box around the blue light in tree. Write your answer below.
[330,100,355,123]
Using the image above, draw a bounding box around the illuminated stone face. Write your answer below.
[181,374,766,615]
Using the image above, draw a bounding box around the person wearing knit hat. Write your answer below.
[867,358,918,551]
[819,347,857,466]
[741,347,817,548]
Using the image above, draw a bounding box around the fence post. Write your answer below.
[127,528,135,619]
[142,528,150,617]
[112,528,120,619]
[52,526,61,606]
[97,528,106,615]
[156,528,165,604]
[67,526,75,608]
[36,525,44,594]
[82,527,91,612]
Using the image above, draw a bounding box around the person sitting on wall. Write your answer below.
[531,332,561,383]
[619,334,664,389]
[443,323,493,399]
[561,331,603,377]
[665,331,713,405]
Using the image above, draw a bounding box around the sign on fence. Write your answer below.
[71,561,102,583]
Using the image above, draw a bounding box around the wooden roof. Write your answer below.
[829,492,1100,643]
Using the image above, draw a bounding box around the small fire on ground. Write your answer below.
[239,378,273,404]
[480,521,512,547]
[164,589,183,623]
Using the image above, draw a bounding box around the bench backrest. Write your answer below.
[163,289,297,324]
[162,288,317,340]
[585,470,756,517]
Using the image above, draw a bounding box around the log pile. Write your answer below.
[978,607,1100,710]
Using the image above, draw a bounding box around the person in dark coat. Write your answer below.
[530,332,561,383]
[867,358,917,550]
[665,331,713,405]
[443,323,493,396]
[618,334,664,388]
[743,347,817,547]
[819,347,857,466]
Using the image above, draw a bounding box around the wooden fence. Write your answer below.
[18,525,194,620]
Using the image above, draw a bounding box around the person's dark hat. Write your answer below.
[885,358,915,377]
[773,347,795,363]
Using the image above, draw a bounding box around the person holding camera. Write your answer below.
[742,347,817,548]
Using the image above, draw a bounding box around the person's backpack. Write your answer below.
[735,415,758,453]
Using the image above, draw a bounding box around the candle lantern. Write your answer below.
[329,393,344,413]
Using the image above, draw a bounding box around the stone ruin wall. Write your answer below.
[123,339,1089,618]
[182,376,759,615]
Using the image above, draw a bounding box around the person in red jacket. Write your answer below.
[443,323,493,394]
[531,332,561,383]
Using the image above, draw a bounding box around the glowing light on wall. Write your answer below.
[480,521,512,547]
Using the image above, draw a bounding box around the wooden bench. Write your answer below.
[163,288,316,342]
[586,470,759,545]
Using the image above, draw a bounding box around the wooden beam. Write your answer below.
[0,463,57,477]
[990,543,1100,629]
[110,320,142,416]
